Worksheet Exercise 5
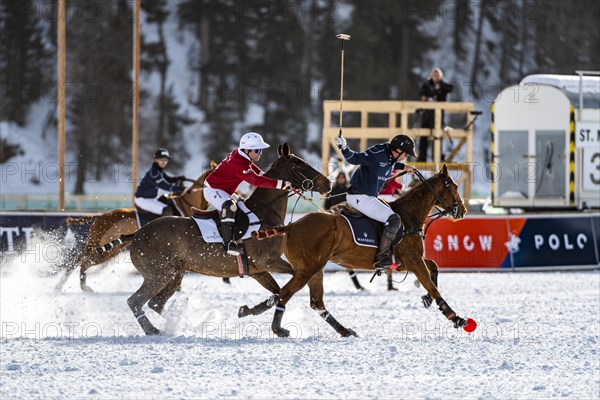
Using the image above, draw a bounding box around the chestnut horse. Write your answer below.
[55,161,218,292]
[248,165,469,337]
[122,144,331,336]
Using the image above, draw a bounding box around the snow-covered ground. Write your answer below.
[1,252,599,399]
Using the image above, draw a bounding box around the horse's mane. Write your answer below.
[390,173,445,211]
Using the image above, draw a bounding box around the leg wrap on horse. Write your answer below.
[349,270,364,290]
[436,297,457,320]
[318,309,357,337]
[271,305,290,337]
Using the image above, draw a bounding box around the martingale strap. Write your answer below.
[236,247,249,277]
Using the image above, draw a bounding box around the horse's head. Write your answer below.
[430,164,467,219]
[268,143,331,195]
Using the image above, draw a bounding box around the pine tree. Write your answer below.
[0,0,50,126]
[67,0,133,194]
[345,0,443,101]
[533,1,600,73]
[141,0,169,147]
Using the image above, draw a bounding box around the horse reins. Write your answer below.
[413,169,462,219]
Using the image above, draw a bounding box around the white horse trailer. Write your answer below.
[492,73,600,209]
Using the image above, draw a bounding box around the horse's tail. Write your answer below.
[96,233,135,254]
[66,216,96,225]
[252,225,288,240]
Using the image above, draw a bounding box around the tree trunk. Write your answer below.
[470,3,485,99]
[157,20,167,146]
[199,10,210,110]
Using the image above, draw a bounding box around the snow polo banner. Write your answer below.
[424,214,600,270]
[0,212,91,256]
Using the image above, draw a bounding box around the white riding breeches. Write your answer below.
[134,197,167,215]
[204,187,234,211]
[346,194,396,223]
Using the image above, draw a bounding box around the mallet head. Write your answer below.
[336,34,351,41]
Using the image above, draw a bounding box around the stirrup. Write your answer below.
[373,253,393,272]
[373,261,390,272]
[225,241,241,256]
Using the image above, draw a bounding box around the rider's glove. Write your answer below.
[276,180,293,191]
[335,136,347,150]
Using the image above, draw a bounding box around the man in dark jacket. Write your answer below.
[336,134,416,270]
[419,67,454,161]
[134,148,185,216]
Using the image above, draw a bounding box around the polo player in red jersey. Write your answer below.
[204,132,292,256]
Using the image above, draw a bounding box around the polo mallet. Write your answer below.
[336,33,351,138]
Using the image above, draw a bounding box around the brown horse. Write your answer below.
[55,161,218,292]
[122,144,331,336]
[248,164,469,337]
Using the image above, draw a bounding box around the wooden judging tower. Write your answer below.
[322,100,475,206]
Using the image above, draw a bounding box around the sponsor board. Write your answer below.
[0,213,91,256]
[424,214,600,269]
[2,212,599,270]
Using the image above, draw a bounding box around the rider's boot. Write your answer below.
[373,214,402,272]
[221,200,240,256]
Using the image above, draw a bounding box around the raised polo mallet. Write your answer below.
[336,33,351,138]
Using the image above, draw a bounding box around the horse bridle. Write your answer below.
[414,169,462,219]
[286,161,320,192]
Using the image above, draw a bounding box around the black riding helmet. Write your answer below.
[389,134,417,158]
[154,148,171,160]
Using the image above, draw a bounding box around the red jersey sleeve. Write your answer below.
[240,167,279,189]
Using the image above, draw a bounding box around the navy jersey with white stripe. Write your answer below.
[341,143,405,197]
[135,162,183,198]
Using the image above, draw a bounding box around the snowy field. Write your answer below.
[1,253,599,400]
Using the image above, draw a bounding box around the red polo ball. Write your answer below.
[463,318,477,332]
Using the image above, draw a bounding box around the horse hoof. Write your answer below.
[81,284,94,292]
[145,327,161,336]
[342,329,358,338]
[388,286,398,291]
[421,294,432,308]
[238,305,250,318]
[452,316,467,329]
[273,328,289,338]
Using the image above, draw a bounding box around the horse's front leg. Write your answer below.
[409,257,467,329]
[420,259,439,308]
[238,271,281,318]
[270,267,324,338]
[308,269,357,337]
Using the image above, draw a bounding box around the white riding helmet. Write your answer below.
[239,132,270,150]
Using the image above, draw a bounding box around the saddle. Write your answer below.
[190,202,260,243]
[191,203,260,278]
[134,195,180,228]
[332,203,404,248]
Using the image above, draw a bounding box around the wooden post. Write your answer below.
[131,0,141,206]
[57,0,66,211]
